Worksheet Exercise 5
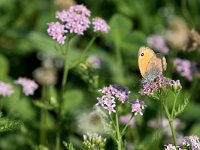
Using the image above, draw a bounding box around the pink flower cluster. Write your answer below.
[47,5,110,44]
[165,135,200,150]
[92,17,110,34]
[15,77,38,96]
[147,35,169,54]
[131,99,146,115]
[174,58,196,81]
[47,22,67,45]
[139,75,182,96]
[0,78,38,97]
[0,81,14,97]
[96,84,130,114]
[182,136,200,150]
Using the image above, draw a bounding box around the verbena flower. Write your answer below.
[147,35,169,54]
[15,77,38,96]
[48,5,91,44]
[139,75,181,96]
[164,144,179,150]
[96,84,130,114]
[92,17,110,33]
[182,136,200,150]
[174,58,196,81]
[47,22,67,45]
[0,81,14,97]
[119,113,135,127]
[131,99,146,115]
[56,5,91,35]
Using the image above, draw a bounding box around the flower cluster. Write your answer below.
[92,17,110,34]
[83,133,106,150]
[96,84,130,114]
[139,75,182,96]
[131,99,146,115]
[174,58,196,81]
[182,136,200,150]
[147,35,169,54]
[165,136,200,150]
[15,77,38,96]
[0,81,14,97]
[47,22,67,45]
[47,5,110,44]
[164,144,179,150]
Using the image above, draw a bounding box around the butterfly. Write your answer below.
[138,47,167,82]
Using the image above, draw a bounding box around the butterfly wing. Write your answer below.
[144,54,167,80]
[138,47,155,77]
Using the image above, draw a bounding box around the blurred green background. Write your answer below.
[0,0,200,149]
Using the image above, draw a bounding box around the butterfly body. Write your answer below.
[138,47,167,81]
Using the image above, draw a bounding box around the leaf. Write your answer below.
[174,97,189,118]
[33,100,54,110]
[61,89,84,113]
[106,14,133,46]
[0,117,23,133]
[63,141,75,150]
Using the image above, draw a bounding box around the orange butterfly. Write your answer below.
[138,47,167,81]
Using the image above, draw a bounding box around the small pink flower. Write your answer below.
[47,22,67,44]
[0,81,14,96]
[56,5,91,35]
[15,77,38,96]
[96,84,130,114]
[147,35,169,54]
[174,58,196,81]
[92,17,110,33]
[164,144,178,150]
[131,99,146,115]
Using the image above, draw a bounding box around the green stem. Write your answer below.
[171,93,178,118]
[56,39,71,150]
[81,36,97,58]
[61,40,70,94]
[161,101,177,147]
[115,112,122,150]
[40,86,48,146]
[109,114,116,129]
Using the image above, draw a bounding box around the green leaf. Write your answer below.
[106,14,133,46]
[61,89,84,113]
[63,141,75,150]
[0,117,23,133]
[33,100,54,110]
[174,97,189,117]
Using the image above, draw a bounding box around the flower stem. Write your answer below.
[40,86,48,146]
[161,101,177,147]
[171,93,178,118]
[115,112,122,150]
[56,39,71,150]
[81,36,97,58]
